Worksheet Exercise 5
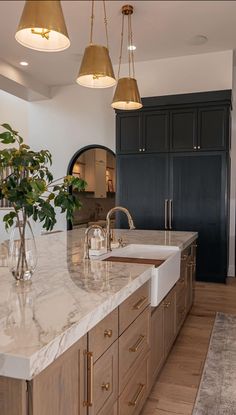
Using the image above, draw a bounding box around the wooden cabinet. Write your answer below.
[0,377,27,415]
[149,304,164,387]
[170,109,197,151]
[163,287,176,356]
[90,341,118,415]
[119,282,150,333]
[169,152,228,283]
[143,111,169,153]
[29,336,87,415]
[117,114,141,154]
[116,154,169,230]
[198,106,229,150]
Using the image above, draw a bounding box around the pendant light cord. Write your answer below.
[90,0,95,44]
[89,0,109,50]
[103,0,109,50]
[117,13,125,80]
[129,13,135,78]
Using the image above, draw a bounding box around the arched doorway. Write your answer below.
[67,145,116,230]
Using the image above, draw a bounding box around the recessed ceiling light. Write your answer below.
[189,35,208,46]
[128,45,136,51]
[20,61,29,66]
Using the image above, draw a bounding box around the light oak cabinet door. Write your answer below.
[0,377,27,415]
[29,336,87,415]
[89,341,118,415]
[163,287,176,356]
[149,304,165,387]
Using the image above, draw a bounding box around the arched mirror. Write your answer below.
[68,146,116,230]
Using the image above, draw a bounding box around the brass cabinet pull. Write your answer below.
[129,334,145,352]
[83,351,94,407]
[128,383,145,406]
[132,296,147,310]
[101,382,110,391]
[104,329,113,338]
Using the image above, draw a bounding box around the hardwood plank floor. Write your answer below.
[141,278,236,415]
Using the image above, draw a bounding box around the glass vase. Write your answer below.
[8,220,37,282]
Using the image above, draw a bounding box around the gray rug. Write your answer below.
[192,312,236,415]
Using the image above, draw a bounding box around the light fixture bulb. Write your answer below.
[15,0,70,52]
[20,61,29,66]
[128,45,136,51]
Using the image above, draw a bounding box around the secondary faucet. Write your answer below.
[84,224,106,259]
[106,206,135,251]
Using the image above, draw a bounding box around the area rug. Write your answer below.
[192,312,236,415]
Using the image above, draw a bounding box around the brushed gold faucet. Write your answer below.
[106,206,135,251]
[84,224,106,259]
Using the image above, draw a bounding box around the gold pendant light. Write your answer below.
[76,1,116,88]
[15,0,70,52]
[112,4,142,110]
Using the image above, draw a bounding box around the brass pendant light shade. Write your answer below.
[15,0,70,52]
[76,44,116,88]
[76,1,116,88]
[111,4,142,111]
[111,77,142,110]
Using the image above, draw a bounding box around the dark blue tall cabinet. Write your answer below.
[116,90,231,283]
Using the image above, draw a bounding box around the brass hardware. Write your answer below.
[164,199,168,229]
[142,148,145,152]
[83,351,94,407]
[15,0,70,52]
[194,145,197,149]
[132,296,147,310]
[129,334,145,352]
[128,383,145,406]
[122,4,134,15]
[101,382,110,391]
[104,329,113,338]
[163,301,171,308]
[106,206,135,251]
[198,145,201,149]
[169,199,173,230]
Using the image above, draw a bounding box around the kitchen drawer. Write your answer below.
[176,290,186,332]
[118,355,149,415]
[119,306,150,393]
[89,308,118,362]
[119,282,150,334]
[90,341,118,415]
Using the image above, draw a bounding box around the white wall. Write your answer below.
[0,90,29,243]
[28,84,115,233]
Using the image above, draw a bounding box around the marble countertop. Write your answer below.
[0,229,197,380]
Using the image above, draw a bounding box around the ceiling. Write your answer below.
[0,0,236,87]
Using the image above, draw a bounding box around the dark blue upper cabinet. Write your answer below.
[169,109,197,151]
[198,106,229,151]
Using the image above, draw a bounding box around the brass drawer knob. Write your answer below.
[101,382,110,391]
[104,329,113,338]
[164,301,171,308]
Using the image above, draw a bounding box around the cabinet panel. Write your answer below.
[149,304,164,387]
[91,341,118,415]
[0,377,27,415]
[119,307,150,393]
[169,152,228,283]
[143,111,169,152]
[198,106,228,150]
[29,336,87,415]
[117,115,141,154]
[116,154,169,230]
[170,109,197,151]
[89,308,118,362]
[163,287,176,356]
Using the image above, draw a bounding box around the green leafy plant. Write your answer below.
[0,123,86,279]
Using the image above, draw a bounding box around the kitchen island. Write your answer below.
[0,229,197,415]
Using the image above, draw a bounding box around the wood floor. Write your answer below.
[141,278,236,415]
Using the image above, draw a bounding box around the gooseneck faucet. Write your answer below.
[84,224,106,259]
[106,206,135,251]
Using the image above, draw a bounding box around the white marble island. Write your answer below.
[0,229,197,381]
